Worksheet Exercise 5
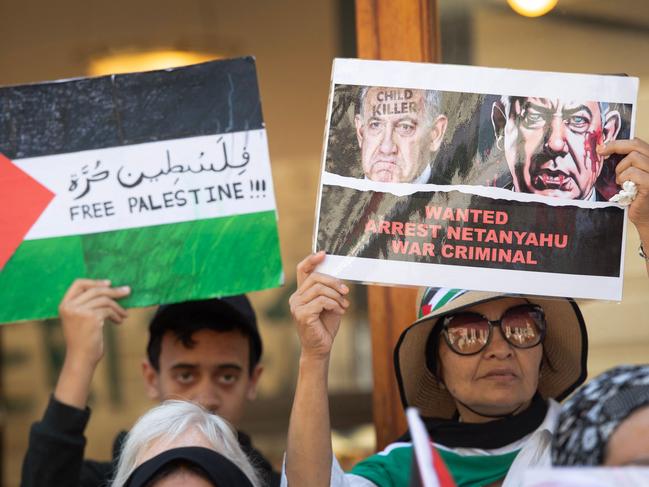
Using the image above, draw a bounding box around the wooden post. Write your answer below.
[354,0,441,450]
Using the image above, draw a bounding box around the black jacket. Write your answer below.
[21,396,280,487]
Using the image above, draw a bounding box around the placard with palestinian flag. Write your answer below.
[0,57,283,323]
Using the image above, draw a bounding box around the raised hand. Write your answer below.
[289,252,350,360]
[54,279,130,408]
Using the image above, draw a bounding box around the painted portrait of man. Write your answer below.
[354,87,448,183]
[491,96,621,200]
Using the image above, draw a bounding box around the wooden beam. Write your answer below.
[354,0,441,450]
[355,0,440,63]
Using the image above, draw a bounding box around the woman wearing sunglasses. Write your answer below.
[286,254,588,487]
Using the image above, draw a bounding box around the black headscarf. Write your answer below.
[123,446,254,487]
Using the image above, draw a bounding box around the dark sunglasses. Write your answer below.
[439,304,546,355]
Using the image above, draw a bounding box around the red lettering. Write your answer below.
[513,231,527,245]
[512,250,526,263]
[405,222,416,237]
[447,226,461,240]
[442,244,454,258]
[525,233,538,246]
[426,206,443,220]
[455,245,468,259]
[497,249,512,262]
[475,247,491,261]
[461,227,474,241]
[497,230,512,244]
[422,243,435,256]
[409,241,422,255]
[554,234,568,248]
[392,240,408,254]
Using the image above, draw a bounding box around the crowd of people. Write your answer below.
[17,131,649,486]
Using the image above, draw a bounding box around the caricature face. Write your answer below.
[499,98,620,199]
[354,87,447,183]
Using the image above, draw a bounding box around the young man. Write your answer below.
[21,279,279,487]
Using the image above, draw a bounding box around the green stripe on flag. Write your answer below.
[0,211,282,323]
[0,235,87,323]
[433,289,464,311]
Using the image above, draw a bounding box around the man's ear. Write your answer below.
[429,115,448,152]
[491,100,507,141]
[603,110,622,146]
[245,364,264,401]
[354,114,364,149]
[141,359,163,401]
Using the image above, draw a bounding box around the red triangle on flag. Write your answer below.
[431,445,456,487]
[0,153,55,270]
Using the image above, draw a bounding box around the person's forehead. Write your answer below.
[607,405,649,464]
[364,87,425,104]
[159,329,250,368]
[523,97,601,112]
[137,428,214,466]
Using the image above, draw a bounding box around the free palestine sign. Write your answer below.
[0,57,283,323]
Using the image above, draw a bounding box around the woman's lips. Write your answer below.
[481,368,518,380]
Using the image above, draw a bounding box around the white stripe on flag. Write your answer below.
[13,129,275,240]
[407,408,440,487]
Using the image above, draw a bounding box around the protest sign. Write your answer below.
[0,57,283,323]
[315,59,638,300]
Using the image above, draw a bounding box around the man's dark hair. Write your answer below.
[146,296,263,375]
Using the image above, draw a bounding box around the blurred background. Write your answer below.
[2,0,649,484]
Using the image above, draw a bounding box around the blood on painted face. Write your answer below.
[354,87,435,183]
[504,98,606,200]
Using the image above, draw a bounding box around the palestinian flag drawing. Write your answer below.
[0,57,283,323]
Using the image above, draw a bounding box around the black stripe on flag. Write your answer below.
[0,57,264,159]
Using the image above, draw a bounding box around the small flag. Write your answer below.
[407,408,456,487]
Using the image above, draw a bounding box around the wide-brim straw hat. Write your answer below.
[394,289,588,419]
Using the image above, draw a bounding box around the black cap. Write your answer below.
[124,446,253,487]
[147,296,262,369]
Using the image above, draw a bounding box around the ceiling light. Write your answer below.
[88,49,219,76]
[507,0,558,18]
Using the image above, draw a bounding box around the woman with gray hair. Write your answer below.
[112,400,261,487]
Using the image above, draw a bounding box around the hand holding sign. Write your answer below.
[601,137,649,276]
[286,252,350,487]
[600,138,649,228]
[54,279,130,409]
[289,252,350,361]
